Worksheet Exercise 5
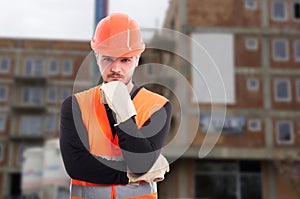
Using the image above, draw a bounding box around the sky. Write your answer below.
[0,0,169,40]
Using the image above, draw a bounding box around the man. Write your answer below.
[59,13,172,199]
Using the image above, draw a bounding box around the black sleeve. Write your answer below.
[115,101,172,174]
[59,96,129,184]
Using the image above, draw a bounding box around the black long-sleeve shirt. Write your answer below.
[59,86,172,185]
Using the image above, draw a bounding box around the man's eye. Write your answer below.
[103,57,114,62]
[121,58,131,62]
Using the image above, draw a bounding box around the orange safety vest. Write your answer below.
[71,86,168,199]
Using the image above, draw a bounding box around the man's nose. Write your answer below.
[110,60,121,73]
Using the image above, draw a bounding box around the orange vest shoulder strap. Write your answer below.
[133,88,168,128]
[74,87,99,129]
[74,86,113,147]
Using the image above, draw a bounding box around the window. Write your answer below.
[60,87,71,102]
[18,145,28,164]
[22,87,43,105]
[195,160,262,199]
[200,115,245,134]
[19,115,42,135]
[44,114,57,133]
[245,38,258,50]
[273,39,289,61]
[274,79,291,102]
[0,144,3,161]
[24,59,32,74]
[276,120,294,144]
[34,59,44,76]
[0,114,7,131]
[245,0,257,10]
[0,86,8,102]
[294,2,300,20]
[46,87,57,104]
[294,40,300,61]
[62,59,73,76]
[191,33,235,104]
[247,78,259,91]
[248,119,261,132]
[22,87,30,103]
[48,59,59,75]
[272,1,287,21]
[0,57,10,73]
[296,80,300,102]
[24,58,45,77]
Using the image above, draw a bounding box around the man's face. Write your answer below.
[96,54,139,85]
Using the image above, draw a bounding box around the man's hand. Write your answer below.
[127,154,170,184]
[100,81,137,124]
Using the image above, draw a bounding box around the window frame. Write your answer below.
[274,79,291,102]
[0,57,10,74]
[247,78,259,91]
[272,39,289,61]
[244,0,257,10]
[276,120,294,145]
[0,144,4,162]
[48,59,59,75]
[19,115,42,136]
[248,119,261,132]
[271,1,288,21]
[245,38,258,51]
[293,2,300,21]
[62,59,73,76]
[46,87,58,104]
[0,114,7,132]
[21,87,43,105]
[60,87,71,102]
[195,160,263,199]
[296,80,300,102]
[18,145,28,165]
[44,114,57,133]
[24,58,45,77]
[294,40,300,62]
[0,86,8,102]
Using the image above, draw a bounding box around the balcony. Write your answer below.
[9,114,57,142]
[14,75,47,85]
[9,134,44,142]
[14,59,48,85]
[11,87,46,113]
[11,104,46,113]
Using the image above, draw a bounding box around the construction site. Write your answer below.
[0,0,299,199]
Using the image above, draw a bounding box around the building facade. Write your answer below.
[151,0,300,198]
[0,1,299,197]
[0,38,92,198]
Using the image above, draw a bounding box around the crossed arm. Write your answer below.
[59,95,172,184]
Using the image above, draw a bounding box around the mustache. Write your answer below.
[107,73,124,79]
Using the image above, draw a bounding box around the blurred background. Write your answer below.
[0,0,300,198]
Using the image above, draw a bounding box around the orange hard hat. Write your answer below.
[91,13,145,57]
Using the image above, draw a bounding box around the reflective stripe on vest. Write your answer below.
[115,182,157,199]
[72,86,168,199]
[94,155,124,161]
[71,184,111,199]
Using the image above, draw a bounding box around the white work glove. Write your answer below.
[100,81,137,124]
[127,154,170,184]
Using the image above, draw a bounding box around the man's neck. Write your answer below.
[127,81,134,93]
